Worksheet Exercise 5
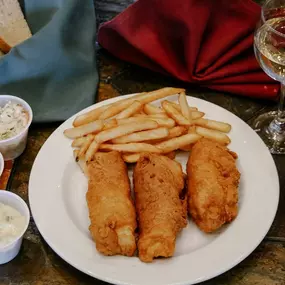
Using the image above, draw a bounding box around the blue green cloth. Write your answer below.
[0,0,98,123]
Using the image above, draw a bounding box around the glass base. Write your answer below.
[252,111,285,154]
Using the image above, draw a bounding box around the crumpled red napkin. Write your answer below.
[98,0,279,99]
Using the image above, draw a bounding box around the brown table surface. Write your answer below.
[1,1,285,285]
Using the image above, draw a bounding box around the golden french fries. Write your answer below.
[64,120,104,139]
[73,105,109,127]
[193,118,231,133]
[180,125,196,151]
[188,126,196,134]
[99,100,134,120]
[97,92,147,120]
[147,114,168,119]
[65,87,234,167]
[169,101,203,120]
[103,119,117,130]
[72,136,87,148]
[73,149,88,176]
[116,101,143,119]
[180,128,195,151]
[103,87,183,121]
[77,134,94,158]
[95,120,158,144]
[150,117,176,128]
[122,153,141,163]
[144,103,166,115]
[73,93,146,126]
[133,113,168,119]
[195,126,231,145]
[156,133,201,153]
[179,93,191,121]
[98,87,184,120]
[162,101,190,126]
[73,149,79,160]
[100,143,161,153]
[168,101,198,112]
[85,140,100,162]
[122,151,176,163]
[112,127,169,144]
[143,126,187,144]
[138,87,185,105]
[70,119,120,148]
[117,117,175,128]
[168,126,188,139]
[191,111,205,120]
[117,117,147,125]
[128,116,174,127]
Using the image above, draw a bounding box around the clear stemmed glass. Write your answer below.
[253,0,285,154]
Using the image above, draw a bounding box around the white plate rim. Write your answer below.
[28,94,280,285]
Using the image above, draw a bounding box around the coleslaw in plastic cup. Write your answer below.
[0,95,33,160]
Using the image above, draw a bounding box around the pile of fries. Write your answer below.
[63,87,231,174]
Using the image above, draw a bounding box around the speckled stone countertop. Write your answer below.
[1,0,285,284]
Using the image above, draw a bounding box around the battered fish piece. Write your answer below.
[187,138,240,233]
[134,153,187,262]
[86,151,137,256]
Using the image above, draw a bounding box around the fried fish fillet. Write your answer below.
[86,151,137,256]
[187,138,240,233]
[134,153,187,262]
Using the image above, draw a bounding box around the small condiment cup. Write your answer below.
[0,191,30,264]
[0,95,33,160]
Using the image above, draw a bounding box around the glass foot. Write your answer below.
[252,111,285,154]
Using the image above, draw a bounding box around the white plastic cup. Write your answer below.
[0,191,30,264]
[0,95,33,160]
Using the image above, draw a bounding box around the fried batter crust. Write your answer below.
[86,151,137,256]
[187,138,240,233]
[134,153,187,262]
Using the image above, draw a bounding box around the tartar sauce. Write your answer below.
[0,203,26,247]
[0,102,29,140]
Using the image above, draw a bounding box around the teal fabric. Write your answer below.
[0,0,98,123]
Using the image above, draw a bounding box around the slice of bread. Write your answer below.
[0,0,31,51]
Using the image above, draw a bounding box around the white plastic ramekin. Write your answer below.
[0,191,30,264]
[0,95,33,160]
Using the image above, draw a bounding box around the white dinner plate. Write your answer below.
[29,94,279,285]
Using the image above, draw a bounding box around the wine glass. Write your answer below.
[253,0,285,154]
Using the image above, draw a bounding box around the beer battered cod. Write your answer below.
[187,138,240,233]
[134,153,187,262]
[86,151,137,256]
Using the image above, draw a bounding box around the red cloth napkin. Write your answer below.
[98,0,279,99]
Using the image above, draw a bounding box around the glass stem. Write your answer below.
[268,82,285,136]
[277,83,285,123]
